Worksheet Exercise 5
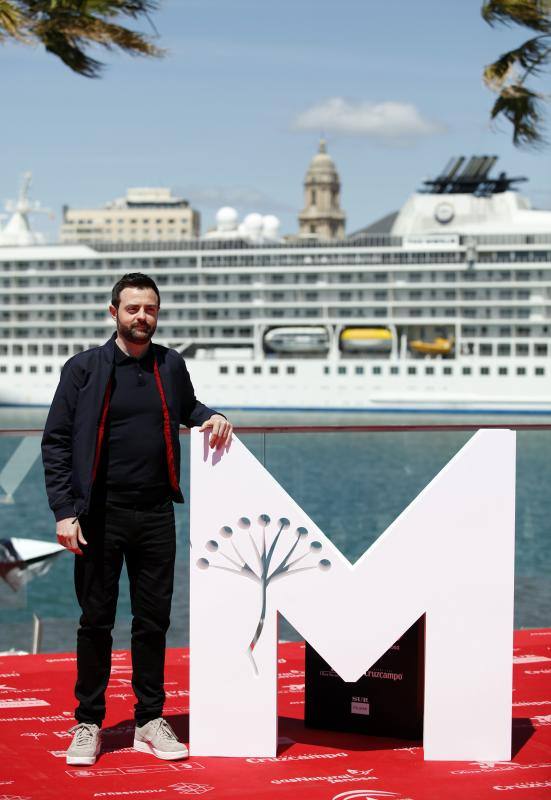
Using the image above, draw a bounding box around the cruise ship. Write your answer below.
[1,156,551,412]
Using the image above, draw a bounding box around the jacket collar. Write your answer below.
[101,332,117,363]
[101,332,156,363]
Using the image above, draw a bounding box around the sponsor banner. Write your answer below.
[0,698,50,708]
[452,761,551,775]
[246,752,349,765]
[91,789,215,798]
[271,768,376,785]
[532,714,551,726]
[513,655,551,664]
[493,779,551,791]
[513,700,551,707]
[330,791,405,800]
[305,618,424,740]
[66,763,203,778]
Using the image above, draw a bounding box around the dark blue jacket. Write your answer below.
[41,333,216,522]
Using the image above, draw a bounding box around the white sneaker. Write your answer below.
[66,722,101,765]
[133,717,188,760]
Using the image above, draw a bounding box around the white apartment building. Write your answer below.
[60,187,200,243]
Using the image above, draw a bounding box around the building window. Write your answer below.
[270,366,278,374]
[443,366,452,375]
[407,366,416,375]
[462,367,472,375]
[286,366,296,374]
[390,366,399,375]
[535,367,545,376]
[253,366,262,374]
[480,367,490,376]
[372,366,382,375]
[15,366,22,373]
[355,366,364,375]
[338,366,347,375]
[498,367,508,375]
[219,366,228,374]
[236,366,245,374]
[30,366,37,373]
[425,366,435,375]
[45,365,53,373]
[323,366,330,375]
[516,367,526,376]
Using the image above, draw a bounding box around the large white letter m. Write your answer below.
[189,429,515,762]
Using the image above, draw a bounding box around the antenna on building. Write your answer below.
[0,172,51,246]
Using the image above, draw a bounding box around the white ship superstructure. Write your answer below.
[1,156,551,412]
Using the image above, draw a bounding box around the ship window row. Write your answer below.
[2,252,550,276]
[0,364,54,374]
[219,365,297,376]
[3,266,551,288]
[319,364,548,378]
[1,362,547,378]
[0,343,86,356]
[3,283,549,302]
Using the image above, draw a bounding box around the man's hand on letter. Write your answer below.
[56,517,88,557]
[199,414,233,449]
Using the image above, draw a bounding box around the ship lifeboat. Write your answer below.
[409,336,454,356]
[264,326,329,354]
[340,327,393,353]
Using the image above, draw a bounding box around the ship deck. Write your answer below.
[0,630,550,799]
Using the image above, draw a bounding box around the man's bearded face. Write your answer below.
[112,287,159,345]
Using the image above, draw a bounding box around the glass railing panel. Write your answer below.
[515,429,551,629]
[0,431,80,652]
[0,426,549,653]
[262,428,473,563]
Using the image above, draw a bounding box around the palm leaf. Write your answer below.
[490,84,547,146]
[3,0,164,76]
[0,1,25,40]
[482,0,551,33]
[484,35,551,88]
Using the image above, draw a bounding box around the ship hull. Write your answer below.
[2,357,550,414]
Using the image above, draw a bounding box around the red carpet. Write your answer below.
[0,630,550,799]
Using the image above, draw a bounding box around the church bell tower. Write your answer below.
[298,139,346,240]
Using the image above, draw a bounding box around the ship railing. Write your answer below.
[38,231,551,254]
[0,423,550,653]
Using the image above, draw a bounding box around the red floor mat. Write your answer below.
[0,630,550,799]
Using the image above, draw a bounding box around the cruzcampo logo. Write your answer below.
[196,514,331,673]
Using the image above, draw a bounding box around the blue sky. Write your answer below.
[1,0,550,240]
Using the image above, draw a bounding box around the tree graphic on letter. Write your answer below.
[196,514,331,674]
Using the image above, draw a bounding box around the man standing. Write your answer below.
[42,273,232,766]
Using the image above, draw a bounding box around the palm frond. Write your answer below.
[484,35,551,88]
[5,0,164,76]
[490,84,547,146]
[0,1,25,40]
[482,0,551,33]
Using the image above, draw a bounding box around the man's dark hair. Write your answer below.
[111,273,161,309]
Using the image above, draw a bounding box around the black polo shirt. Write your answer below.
[96,342,170,501]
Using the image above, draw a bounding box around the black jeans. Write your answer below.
[74,496,176,727]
